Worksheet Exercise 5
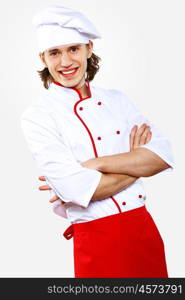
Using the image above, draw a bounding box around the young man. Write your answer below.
[21,4,174,278]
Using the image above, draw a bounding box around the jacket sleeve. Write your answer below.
[20,105,102,208]
[120,91,175,173]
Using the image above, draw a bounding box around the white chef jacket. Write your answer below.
[20,81,175,224]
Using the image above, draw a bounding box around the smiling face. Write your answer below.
[40,42,93,89]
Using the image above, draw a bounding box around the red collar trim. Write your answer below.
[52,80,92,100]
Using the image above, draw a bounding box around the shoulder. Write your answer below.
[20,88,54,123]
[91,85,130,104]
[20,104,48,125]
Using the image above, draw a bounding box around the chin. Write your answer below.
[58,77,84,89]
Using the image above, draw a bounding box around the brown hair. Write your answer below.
[37,52,101,89]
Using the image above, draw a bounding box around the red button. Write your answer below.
[79,107,83,110]
[97,137,101,140]
[98,101,102,105]
[116,130,120,134]
[122,201,126,205]
[138,194,142,198]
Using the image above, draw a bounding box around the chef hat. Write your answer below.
[32,4,101,53]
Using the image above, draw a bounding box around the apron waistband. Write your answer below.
[63,224,74,240]
[63,206,147,240]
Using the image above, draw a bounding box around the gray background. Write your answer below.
[0,0,183,277]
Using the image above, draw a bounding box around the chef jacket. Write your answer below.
[20,81,175,223]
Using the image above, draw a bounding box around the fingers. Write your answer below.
[130,123,152,150]
[49,197,66,204]
[129,125,138,150]
[39,184,51,191]
[145,130,152,143]
[38,176,51,190]
[139,125,151,145]
[38,176,65,204]
[49,195,60,203]
[133,123,148,148]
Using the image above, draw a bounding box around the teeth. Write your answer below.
[62,69,76,74]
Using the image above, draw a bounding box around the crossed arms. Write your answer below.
[39,123,170,203]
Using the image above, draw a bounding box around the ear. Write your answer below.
[39,53,48,68]
[87,41,93,59]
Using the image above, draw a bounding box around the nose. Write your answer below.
[60,52,73,68]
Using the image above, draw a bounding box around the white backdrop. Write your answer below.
[0,0,184,277]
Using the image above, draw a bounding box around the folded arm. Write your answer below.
[90,173,138,201]
[81,94,175,178]
[82,147,170,178]
[42,124,150,203]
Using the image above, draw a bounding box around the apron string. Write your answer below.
[63,224,74,240]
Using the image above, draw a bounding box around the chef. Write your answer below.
[21,4,175,278]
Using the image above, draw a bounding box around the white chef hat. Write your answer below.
[32,4,101,53]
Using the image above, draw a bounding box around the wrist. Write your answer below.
[98,153,130,174]
[94,157,104,172]
[96,156,108,172]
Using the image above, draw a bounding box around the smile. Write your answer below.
[58,67,79,78]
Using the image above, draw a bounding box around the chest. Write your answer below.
[51,94,131,161]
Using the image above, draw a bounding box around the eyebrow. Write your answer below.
[48,44,82,53]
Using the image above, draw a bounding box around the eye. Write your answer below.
[50,51,59,57]
[70,46,79,53]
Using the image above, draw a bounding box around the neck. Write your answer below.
[52,79,90,99]
[77,82,89,98]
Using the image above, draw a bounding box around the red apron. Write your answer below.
[63,206,168,278]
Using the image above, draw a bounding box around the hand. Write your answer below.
[80,158,100,170]
[81,125,152,170]
[129,123,152,151]
[38,176,66,204]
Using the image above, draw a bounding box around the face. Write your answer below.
[40,42,93,89]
